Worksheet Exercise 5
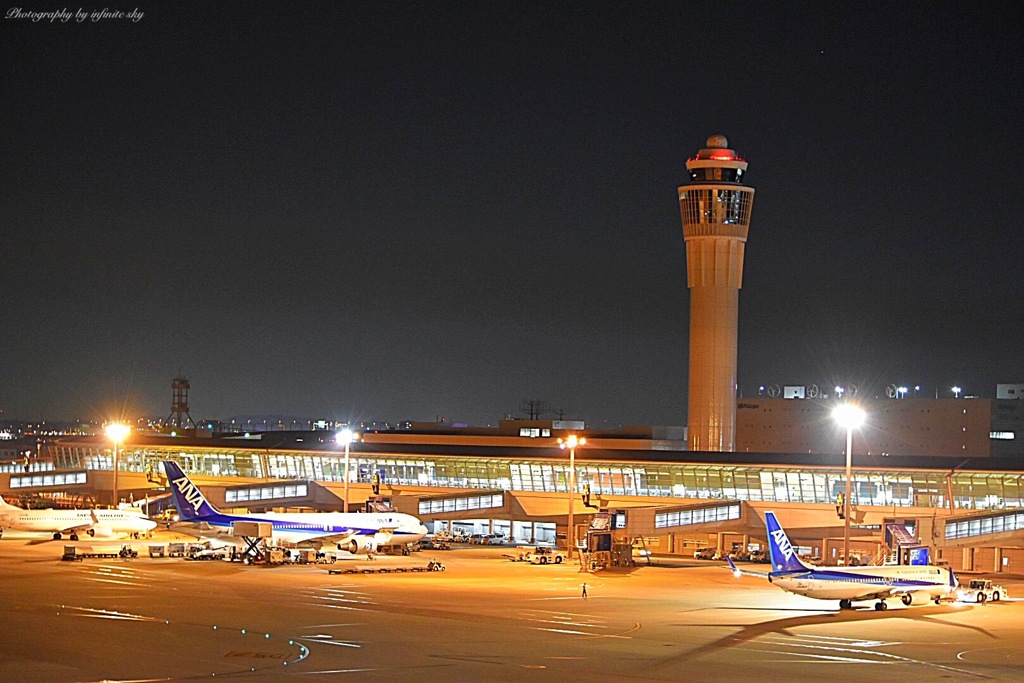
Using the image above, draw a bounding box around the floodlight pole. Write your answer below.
[843,424,853,564]
[338,429,355,514]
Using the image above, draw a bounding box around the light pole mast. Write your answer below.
[678,134,755,451]
[337,428,356,513]
[105,423,130,506]
[558,435,585,555]
[833,404,865,564]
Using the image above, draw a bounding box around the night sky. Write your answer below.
[3,3,1022,427]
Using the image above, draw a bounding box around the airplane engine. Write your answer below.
[89,523,114,538]
[339,538,378,555]
[901,591,932,606]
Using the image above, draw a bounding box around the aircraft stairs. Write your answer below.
[878,523,921,565]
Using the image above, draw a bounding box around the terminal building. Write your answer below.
[2,134,1020,574]
[2,398,1023,575]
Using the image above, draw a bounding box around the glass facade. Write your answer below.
[656,504,741,529]
[225,482,308,503]
[11,471,87,488]
[45,442,1024,512]
[419,493,504,515]
[946,510,1024,540]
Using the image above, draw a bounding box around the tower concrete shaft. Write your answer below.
[678,134,755,451]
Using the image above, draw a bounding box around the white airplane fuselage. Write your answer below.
[174,511,428,548]
[0,506,157,538]
[770,564,956,603]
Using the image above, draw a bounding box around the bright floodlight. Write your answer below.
[336,428,355,444]
[105,423,130,442]
[558,435,585,450]
[832,404,866,430]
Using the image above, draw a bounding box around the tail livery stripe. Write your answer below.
[764,511,810,573]
[162,461,219,520]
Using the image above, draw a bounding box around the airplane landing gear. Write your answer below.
[874,601,888,611]
[839,599,852,609]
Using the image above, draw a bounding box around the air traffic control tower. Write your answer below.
[679,134,755,451]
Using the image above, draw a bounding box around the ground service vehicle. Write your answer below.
[694,547,716,560]
[525,546,566,564]
[957,579,1006,603]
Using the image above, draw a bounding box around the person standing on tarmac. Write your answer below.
[581,583,588,598]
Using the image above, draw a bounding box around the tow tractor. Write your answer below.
[957,578,1006,603]
[524,546,566,565]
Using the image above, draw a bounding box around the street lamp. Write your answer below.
[952,386,962,399]
[557,434,585,554]
[105,423,130,507]
[832,404,865,566]
[336,428,357,513]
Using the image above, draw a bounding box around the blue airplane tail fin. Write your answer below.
[162,461,220,520]
[764,511,811,573]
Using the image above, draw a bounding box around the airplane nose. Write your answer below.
[417,524,428,537]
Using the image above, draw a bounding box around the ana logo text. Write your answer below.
[172,476,206,512]
[771,529,794,561]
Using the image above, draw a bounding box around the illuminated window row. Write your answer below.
[655,504,740,529]
[43,445,1024,511]
[0,461,55,474]
[225,483,309,503]
[945,512,1024,540]
[11,471,87,488]
[419,493,504,515]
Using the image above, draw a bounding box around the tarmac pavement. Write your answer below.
[1,533,1023,682]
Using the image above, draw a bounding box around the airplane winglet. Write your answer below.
[723,552,770,579]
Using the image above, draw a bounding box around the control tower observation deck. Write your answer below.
[678,134,755,452]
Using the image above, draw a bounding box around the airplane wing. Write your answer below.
[58,520,102,535]
[167,520,225,537]
[317,526,397,546]
[725,555,771,578]
[56,510,105,536]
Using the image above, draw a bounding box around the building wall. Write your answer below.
[736,398,992,457]
[991,399,1024,458]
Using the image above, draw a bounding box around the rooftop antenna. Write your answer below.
[520,400,549,420]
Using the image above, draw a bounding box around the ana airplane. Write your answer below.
[726,511,958,610]
[0,495,157,541]
[162,461,427,554]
